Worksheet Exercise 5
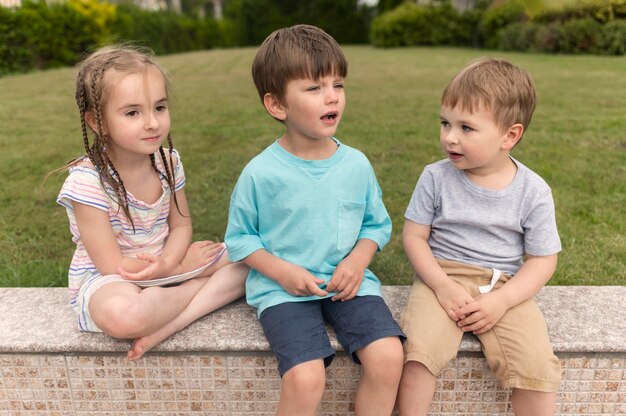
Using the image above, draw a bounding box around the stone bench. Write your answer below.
[0,286,624,415]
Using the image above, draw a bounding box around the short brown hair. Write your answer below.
[251,24,348,104]
[441,57,536,133]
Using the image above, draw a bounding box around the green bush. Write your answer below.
[597,19,626,54]
[14,1,101,69]
[370,1,477,47]
[0,0,224,76]
[497,21,541,51]
[479,0,527,49]
[111,3,221,54]
[534,0,626,24]
[556,18,602,53]
[0,7,31,75]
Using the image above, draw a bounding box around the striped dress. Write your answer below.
[57,150,185,329]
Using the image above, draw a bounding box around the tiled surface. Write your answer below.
[1,352,624,415]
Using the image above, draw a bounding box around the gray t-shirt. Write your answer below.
[405,158,561,275]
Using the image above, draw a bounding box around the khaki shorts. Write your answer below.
[400,258,561,392]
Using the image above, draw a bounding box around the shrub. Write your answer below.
[370,1,476,47]
[557,18,601,53]
[110,3,222,54]
[597,19,626,54]
[0,7,31,75]
[479,0,527,49]
[497,21,541,51]
[15,1,101,69]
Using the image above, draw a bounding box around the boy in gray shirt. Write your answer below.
[398,58,562,416]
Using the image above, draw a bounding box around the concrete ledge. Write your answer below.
[1,286,625,415]
[1,286,624,354]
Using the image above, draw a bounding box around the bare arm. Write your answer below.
[73,202,150,275]
[243,249,328,297]
[403,220,474,320]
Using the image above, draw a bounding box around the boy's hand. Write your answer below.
[455,291,508,334]
[327,257,365,301]
[434,281,475,322]
[278,264,328,298]
[180,241,224,273]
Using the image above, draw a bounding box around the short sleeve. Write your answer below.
[523,189,562,256]
[357,164,392,250]
[168,149,186,192]
[405,166,437,225]
[57,167,109,212]
[224,170,265,261]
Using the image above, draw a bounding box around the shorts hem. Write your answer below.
[405,352,442,377]
[348,329,406,364]
[278,347,335,377]
[500,377,561,393]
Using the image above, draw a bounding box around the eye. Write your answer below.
[334,83,344,89]
[462,124,474,132]
[440,120,450,128]
[125,110,139,117]
[156,104,168,112]
[306,85,320,92]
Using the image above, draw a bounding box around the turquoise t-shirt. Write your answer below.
[225,139,392,316]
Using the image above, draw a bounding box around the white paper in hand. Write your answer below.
[134,244,226,288]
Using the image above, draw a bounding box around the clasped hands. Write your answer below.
[278,256,366,302]
[117,240,224,281]
[435,281,508,335]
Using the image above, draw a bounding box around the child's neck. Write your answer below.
[464,156,518,190]
[278,135,338,160]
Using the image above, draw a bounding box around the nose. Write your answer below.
[441,128,458,145]
[325,87,339,105]
[144,112,159,130]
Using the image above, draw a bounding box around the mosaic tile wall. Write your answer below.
[1,352,624,415]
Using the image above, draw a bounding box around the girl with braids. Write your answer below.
[56,45,247,361]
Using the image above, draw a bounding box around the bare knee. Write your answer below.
[282,362,326,397]
[91,294,151,338]
[361,337,404,384]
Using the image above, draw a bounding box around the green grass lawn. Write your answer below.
[0,46,624,287]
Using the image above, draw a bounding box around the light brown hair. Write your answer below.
[251,24,348,105]
[441,57,536,135]
[73,45,180,229]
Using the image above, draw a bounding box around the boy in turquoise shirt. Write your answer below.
[225,25,405,415]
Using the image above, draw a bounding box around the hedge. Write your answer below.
[0,0,223,76]
[371,0,626,55]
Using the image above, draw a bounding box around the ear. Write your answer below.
[263,93,287,121]
[84,111,98,133]
[502,123,524,150]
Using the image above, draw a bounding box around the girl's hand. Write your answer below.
[434,280,475,322]
[277,264,328,297]
[180,241,224,273]
[117,253,172,281]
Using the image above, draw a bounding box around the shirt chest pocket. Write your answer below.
[337,200,366,251]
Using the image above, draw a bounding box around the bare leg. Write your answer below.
[398,361,437,416]
[89,276,207,339]
[511,388,556,416]
[127,260,248,360]
[354,337,404,416]
[278,360,325,416]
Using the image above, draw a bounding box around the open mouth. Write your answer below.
[321,112,338,121]
[448,151,463,159]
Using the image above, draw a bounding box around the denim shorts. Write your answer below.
[259,295,405,377]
